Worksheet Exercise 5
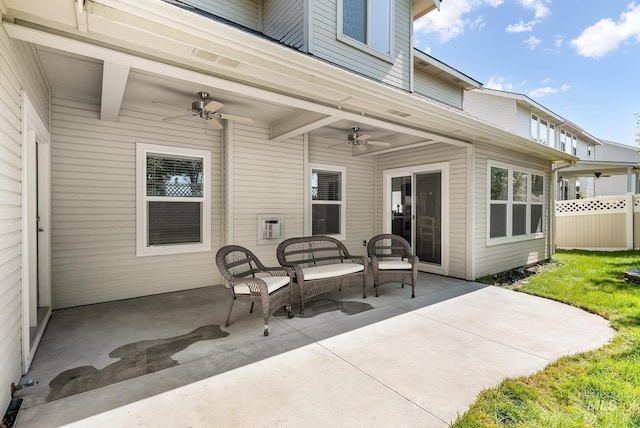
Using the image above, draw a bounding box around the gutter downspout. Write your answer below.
[551,161,576,256]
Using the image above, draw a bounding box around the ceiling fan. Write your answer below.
[154,91,254,130]
[338,126,391,153]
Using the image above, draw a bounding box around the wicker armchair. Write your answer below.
[215,245,293,336]
[367,234,418,298]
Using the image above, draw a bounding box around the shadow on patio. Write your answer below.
[14,273,479,426]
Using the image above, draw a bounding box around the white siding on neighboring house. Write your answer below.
[464,91,517,132]
[515,104,531,138]
[179,0,260,30]
[0,31,49,414]
[413,69,462,109]
[263,0,306,50]
[375,144,469,279]
[473,143,551,278]
[308,137,375,256]
[311,0,411,91]
[50,97,222,308]
[229,123,304,265]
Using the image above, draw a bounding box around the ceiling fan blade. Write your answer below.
[216,113,254,124]
[152,100,187,110]
[206,117,224,130]
[204,100,224,112]
[162,113,196,122]
[366,140,391,146]
[354,143,368,152]
[358,134,372,141]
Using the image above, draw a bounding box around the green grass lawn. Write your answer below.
[452,250,640,427]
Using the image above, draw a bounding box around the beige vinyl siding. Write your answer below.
[50,97,222,308]
[474,143,551,278]
[308,138,375,257]
[263,0,306,50]
[0,32,49,413]
[179,0,260,30]
[375,143,469,279]
[311,0,411,91]
[413,69,463,109]
[230,123,304,265]
[464,91,517,133]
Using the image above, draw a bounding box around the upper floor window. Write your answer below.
[136,143,211,256]
[339,0,393,58]
[530,114,551,145]
[310,164,346,240]
[588,144,593,158]
[488,161,544,243]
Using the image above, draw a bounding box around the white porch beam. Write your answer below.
[100,60,129,122]
[271,112,339,141]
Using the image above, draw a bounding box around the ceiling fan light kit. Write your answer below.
[156,91,254,131]
[337,126,392,153]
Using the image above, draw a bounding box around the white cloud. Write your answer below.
[525,35,542,49]
[571,2,640,58]
[486,76,513,91]
[506,19,535,32]
[414,0,503,43]
[555,35,563,48]
[519,0,550,19]
[528,83,570,98]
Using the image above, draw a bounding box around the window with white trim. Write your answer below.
[136,143,211,256]
[310,164,346,240]
[338,0,393,57]
[488,162,544,242]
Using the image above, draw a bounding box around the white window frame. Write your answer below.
[337,0,395,62]
[136,143,211,257]
[487,160,545,245]
[309,163,346,241]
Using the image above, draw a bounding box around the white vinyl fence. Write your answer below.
[555,194,639,250]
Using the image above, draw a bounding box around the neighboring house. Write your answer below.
[464,88,603,199]
[0,0,576,412]
[559,139,640,198]
[463,87,640,199]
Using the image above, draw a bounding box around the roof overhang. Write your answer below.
[413,0,441,19]
[413,49,482,91]
[558,160,640,179]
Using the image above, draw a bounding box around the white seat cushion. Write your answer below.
[378,260,412,270]
[233,276,289,295]
[302,263,364,280]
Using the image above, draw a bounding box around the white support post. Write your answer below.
[626,193,634,250]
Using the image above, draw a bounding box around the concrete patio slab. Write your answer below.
[14,276,615,427]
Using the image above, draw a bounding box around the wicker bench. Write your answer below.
[277,236,368,314]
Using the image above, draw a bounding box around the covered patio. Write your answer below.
[13,274,614,427]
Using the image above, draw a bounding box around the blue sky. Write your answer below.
[414,0,640,147]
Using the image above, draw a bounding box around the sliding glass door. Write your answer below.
[385,164,447,273]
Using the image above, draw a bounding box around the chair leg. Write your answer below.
[374,284,379,297]
[249,301,255,314]
[286,305,294,318]
[262,300,269,336]
[225,297,235,327]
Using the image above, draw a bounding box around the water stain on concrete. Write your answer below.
[298,299,373,318]
[47,325,228,401]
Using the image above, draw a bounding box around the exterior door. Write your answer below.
[22,93,52,372]
[384,163,448,275]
